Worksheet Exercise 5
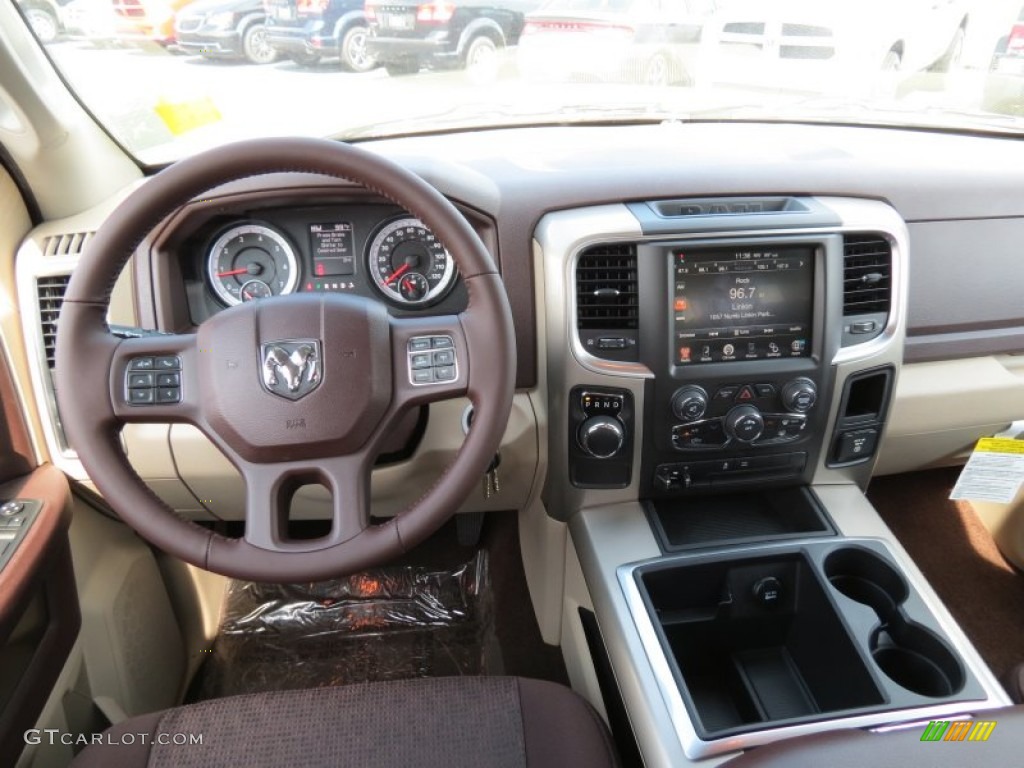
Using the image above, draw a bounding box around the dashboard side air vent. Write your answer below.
[841,234,891,345]
[575,243,639,361]
[37,274,71,370]
[42,231,93,257]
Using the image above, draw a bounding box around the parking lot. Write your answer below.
[40,0,1021,165]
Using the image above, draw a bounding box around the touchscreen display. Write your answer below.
[672,245,814,365]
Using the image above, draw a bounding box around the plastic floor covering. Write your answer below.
[193,551,501,699]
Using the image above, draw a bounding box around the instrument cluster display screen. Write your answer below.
[309,222,355,277]
[672,245,814,365]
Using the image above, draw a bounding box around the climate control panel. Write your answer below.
[669,378,817,451]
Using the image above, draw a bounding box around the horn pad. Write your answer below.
[197,293,392,463]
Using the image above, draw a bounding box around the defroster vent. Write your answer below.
[37,274,71,370]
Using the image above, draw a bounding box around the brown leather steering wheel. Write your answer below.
[55,138,515,582]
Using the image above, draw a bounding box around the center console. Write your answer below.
[536,197,1010,766]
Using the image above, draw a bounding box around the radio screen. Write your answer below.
[672,245,814,365]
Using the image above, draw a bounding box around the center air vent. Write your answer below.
[37,274,71,370]
[841,235,891,346]
[842,235,891,316]
[575,244,639,361]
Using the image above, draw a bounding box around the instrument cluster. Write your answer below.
[183,203,468,324]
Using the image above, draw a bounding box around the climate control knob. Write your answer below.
[782,378,817,413]
[725,405,764,443]
[578,416,625,459]
[671,386,709,422]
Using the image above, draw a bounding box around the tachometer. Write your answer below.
[207,223,299,306]
[368,217,456,307]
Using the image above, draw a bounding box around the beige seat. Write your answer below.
[71,676,619,768]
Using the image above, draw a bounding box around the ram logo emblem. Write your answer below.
[260,340,321,401]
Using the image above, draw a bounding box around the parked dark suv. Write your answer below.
[264,0,375,71]
[175,0,279,64]
[365,0,540,79]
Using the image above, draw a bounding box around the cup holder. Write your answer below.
[871,623,965,697]
[824,547,907,619]
[824,546,964,697]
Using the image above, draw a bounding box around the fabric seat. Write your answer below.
[71,676,619,768]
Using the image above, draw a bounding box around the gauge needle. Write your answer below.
[217,267,250,277]
[384,263,411,286]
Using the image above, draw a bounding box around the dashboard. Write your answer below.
[13,121,1024,521]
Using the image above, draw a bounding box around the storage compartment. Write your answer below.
[641,553,882,737]
[648,487,833,552]
[634,540,987,741]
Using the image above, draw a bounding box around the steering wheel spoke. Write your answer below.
[240,453,371,554]
[110,334,199,424]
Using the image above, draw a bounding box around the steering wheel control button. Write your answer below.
[157,388,182,403]
[408,335,458,386]
[126,357,181,405]
[128,372,155,388]
[0,501,24,517]
[410,353,433,369]
[409,337,433,352]
[433,349,455,366]
[128,388,156,405]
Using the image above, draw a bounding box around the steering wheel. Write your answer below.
[54,138,515,582]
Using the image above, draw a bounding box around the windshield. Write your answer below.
[12,0,1024,164]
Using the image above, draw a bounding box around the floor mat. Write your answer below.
[194,551,501,699]
[867,468,1024,680]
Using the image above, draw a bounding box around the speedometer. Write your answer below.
[207,223,299,306]
[367,217,456,307]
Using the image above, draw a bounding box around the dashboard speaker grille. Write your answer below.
[576,244,638,330]
[37,274,71,370]
[842,235,891,316]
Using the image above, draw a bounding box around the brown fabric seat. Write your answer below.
[71,676,619,768]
